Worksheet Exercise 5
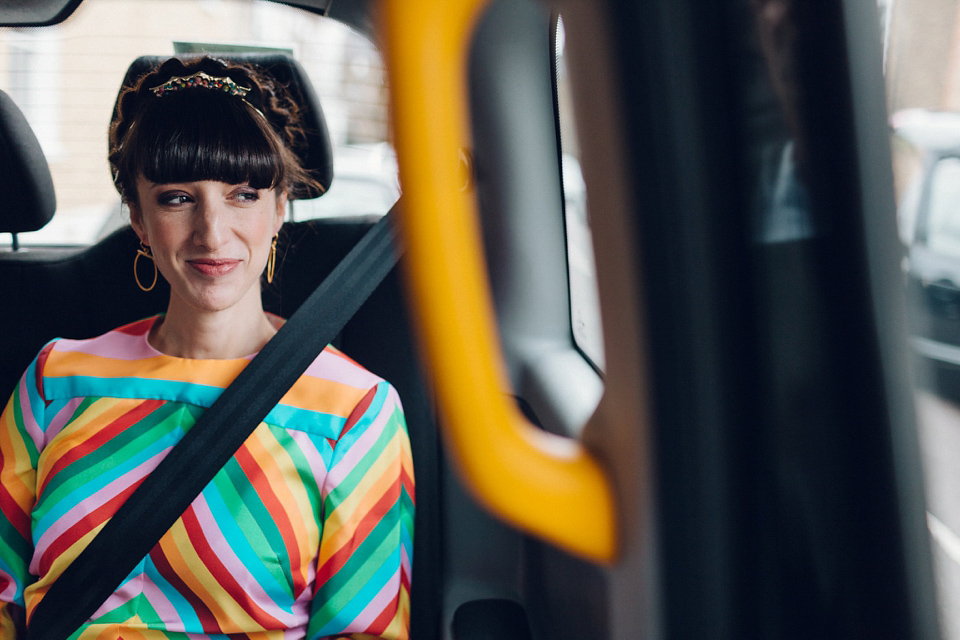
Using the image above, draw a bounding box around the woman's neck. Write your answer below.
[150,296,278,359]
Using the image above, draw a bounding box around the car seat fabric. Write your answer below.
[0,89,56,234]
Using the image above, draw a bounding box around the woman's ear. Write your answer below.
[128,203,147,244]
[274,192,288,234]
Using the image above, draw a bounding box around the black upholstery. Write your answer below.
[0,89,56,234]
[118,54,334,199]
[452,599,534,640]
[0,217,442,640]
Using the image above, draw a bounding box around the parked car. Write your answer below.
[894,109,960,367]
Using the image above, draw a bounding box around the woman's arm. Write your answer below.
[308,381,415,640]
[0,347,50,638]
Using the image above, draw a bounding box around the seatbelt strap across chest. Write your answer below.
[28,208,401,640]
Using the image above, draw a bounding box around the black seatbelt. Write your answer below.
[29,207,401,640]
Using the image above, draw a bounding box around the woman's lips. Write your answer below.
[187,259,240,277]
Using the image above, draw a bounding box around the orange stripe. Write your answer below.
[232,440,308,594]
[179,507,285,629]
[317,435,403,565]
[44,351,368,416]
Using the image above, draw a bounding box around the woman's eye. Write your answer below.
[234,189,260,202]
[157,192,191,206]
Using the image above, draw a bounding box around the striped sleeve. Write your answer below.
[307,381,414,640]
[0,348,51,638]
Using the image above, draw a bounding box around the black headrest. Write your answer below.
[117,53,333,199]
[0,89,56,233]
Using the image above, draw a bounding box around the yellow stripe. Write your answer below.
[36,398,139,489]
[0,394,36,511]
[160,520,262,632]
[317,431,403,565]
[247,427,320,582]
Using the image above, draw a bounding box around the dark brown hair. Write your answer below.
[109,56,321,204]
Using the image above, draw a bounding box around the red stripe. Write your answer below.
[315,478,399,583]
[232,443,306,594]
[0,482,30,540]
[366,599,397,635]
[179,506,285,629]
[116,318,154,336]
[400,467,415,503]
[339,387,377,439]
[150,543,220,631]
[34,342,55,405]
[37,480,140,576]
[38,398,165,496]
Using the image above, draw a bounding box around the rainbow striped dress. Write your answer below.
[0,316,414,639]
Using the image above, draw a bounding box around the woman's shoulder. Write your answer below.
[44,316,158,365]
[301,344,388,393]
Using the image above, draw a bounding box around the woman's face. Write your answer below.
[130,178,285,316]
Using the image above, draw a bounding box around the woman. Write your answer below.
[0,56,413,639]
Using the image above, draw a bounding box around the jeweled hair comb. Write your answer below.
[150,71,251,98]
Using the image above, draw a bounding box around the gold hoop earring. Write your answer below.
[266,235,278,284]
[134,241,157,292]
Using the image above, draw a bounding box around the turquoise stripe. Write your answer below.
[143,556,204,630]
[22,354,49,434]
[264,404,343,438]
[43,376,344,436]
[0,554,26,604]
[312,532,402,637]
[327,383,390,470]
[33,421,185,537]
[45,376,224,408]
[201,475,296,609]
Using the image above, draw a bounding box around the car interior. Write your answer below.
[0,0,950,639]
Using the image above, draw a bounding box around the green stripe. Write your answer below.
[10,388,39,464]
[35,402,186,521]
[212,462,292,594]
[322,412,397,515]
[313,517,401,625]
[268,425,322,523]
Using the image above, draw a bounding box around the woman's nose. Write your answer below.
[193,200,225,249]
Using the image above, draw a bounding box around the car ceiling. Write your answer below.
[0,0,373,34]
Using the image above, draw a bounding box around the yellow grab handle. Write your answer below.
[380,0,617,562]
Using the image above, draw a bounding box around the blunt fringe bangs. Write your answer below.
[123,90,284,199]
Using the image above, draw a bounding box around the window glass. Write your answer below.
[554,15,604,371]
[0,0,396,246]
[888,1,960,637]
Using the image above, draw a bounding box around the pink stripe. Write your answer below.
[190,495,302,628]
[137,577,183,629]
[348,566,401,631]
[303,350,382,389]
[16,375,43,449]
[54,329,156,362]
[284,626,308,640]
[92,569,143,619]
[288,431,328,485]
[325,395,394,491]
[30,448,169,574]
[44,397,84,446]
[401,546,411,577]
[0,573,18,601]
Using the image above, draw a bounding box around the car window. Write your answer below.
[0,0,395,247]
[554,15,604,371]
[887,1,960,637]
